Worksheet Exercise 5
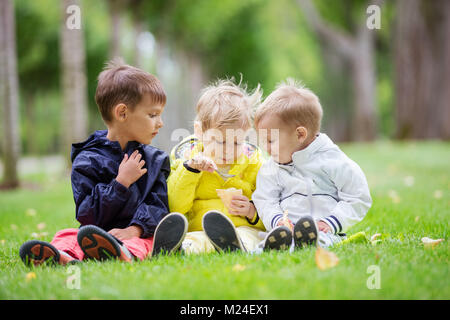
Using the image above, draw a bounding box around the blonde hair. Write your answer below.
[254,78,323,135]
[195,77,262,131]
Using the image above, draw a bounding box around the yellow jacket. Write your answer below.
[167,135,266,232]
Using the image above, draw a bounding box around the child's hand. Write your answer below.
[109,225,143,241]
[317,221,332,233]
[116,150,147,188]
[186,154,218,173]
[228,195,255,219]
[277,218,294,231]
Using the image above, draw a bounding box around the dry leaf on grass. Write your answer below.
[25,272,36,282]
[315,247,339,270]
[421,237,444,249]
[232,264,246,272]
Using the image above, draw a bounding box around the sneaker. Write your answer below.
[19,240,80,267]
[151,212,188,257]
[202,211,245,253]
[293,216,318,248]
[77,225,133,262]
[263,226,292,251]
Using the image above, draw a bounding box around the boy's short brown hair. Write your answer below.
[254,79,323,135]
[195,78,262,131]
[95,58,166,122]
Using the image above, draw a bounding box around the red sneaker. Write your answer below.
[77,225,133,262]
[19,240,80,267]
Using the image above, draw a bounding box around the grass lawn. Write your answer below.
[0,141,449,299]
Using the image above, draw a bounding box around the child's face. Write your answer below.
[123,94,164,145]
[256,115,304,164]
[201,124,248,166]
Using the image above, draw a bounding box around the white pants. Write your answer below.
[181,226,262,255]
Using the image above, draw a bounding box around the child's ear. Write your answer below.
[194,121,203,139]
[296,126,308,142]
[113,103,128,122]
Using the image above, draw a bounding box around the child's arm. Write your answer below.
[167,156,203,215]
[251,162,285,231]
[321,157,372,234]
[108,151,170,240]
[71,154,135,228]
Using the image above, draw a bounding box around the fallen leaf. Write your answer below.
[37,222,46,230]
[315,247,339,270]
[232,264,246,272]
[0,240,5,245]
[370,233,382,242]
[388,190,401,204]
[414,216,420,222]
[421,237,444,249]
[25,272,36,282]
[10,224,18,231]
[433,190,443,199]
[403,176,415,187]
[26,208,37,217]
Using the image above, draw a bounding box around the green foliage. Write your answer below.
[13,0,398,155]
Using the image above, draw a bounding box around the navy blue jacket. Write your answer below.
[70,130,170,238]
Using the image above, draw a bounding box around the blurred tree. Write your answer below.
[395,0,450,140]
[297,0,381,141]
[108,0,125,59]
[60,0,88,166]
[15,0,60,155]
[0,0,21,189]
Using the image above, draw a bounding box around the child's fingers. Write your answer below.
[130,150,139,159]
[140,168,148,175]
[121,153,129,163]
[135,153,142,162]
[138,160,146,168]
[232,195,248,202]
[231,199,247,208]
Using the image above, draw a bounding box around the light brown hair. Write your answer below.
[95,58,166,122]
[254,79,323,135]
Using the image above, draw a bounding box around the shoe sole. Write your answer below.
[202,211,244,253]
[293,216,318,248]
[151,212,188,257]
[264,226,292,251]
[77,225,131,262]
[19,240,60,267]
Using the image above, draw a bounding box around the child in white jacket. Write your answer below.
[252,79,372,249]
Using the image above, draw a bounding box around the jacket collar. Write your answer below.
[291,133,331,165]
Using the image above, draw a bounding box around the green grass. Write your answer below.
[0,141,449,299]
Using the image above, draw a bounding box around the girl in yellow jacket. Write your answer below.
[152,79,272,255]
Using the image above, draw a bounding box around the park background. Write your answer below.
[0,0,448,300]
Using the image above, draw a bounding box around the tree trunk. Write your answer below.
[297,0,378,141]
[351,24,377,141]
[395,0,450,140]
[60,0,88,167]
[0,0,21,189]
[108,0,123,60]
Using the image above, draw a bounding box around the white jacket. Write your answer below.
[252,133,372,234]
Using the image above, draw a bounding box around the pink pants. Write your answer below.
[50,228,154,261]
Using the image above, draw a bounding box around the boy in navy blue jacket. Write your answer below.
[19,60,187,266]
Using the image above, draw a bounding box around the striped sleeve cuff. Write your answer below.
[271,214,283,229]
[320,215,342,234]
